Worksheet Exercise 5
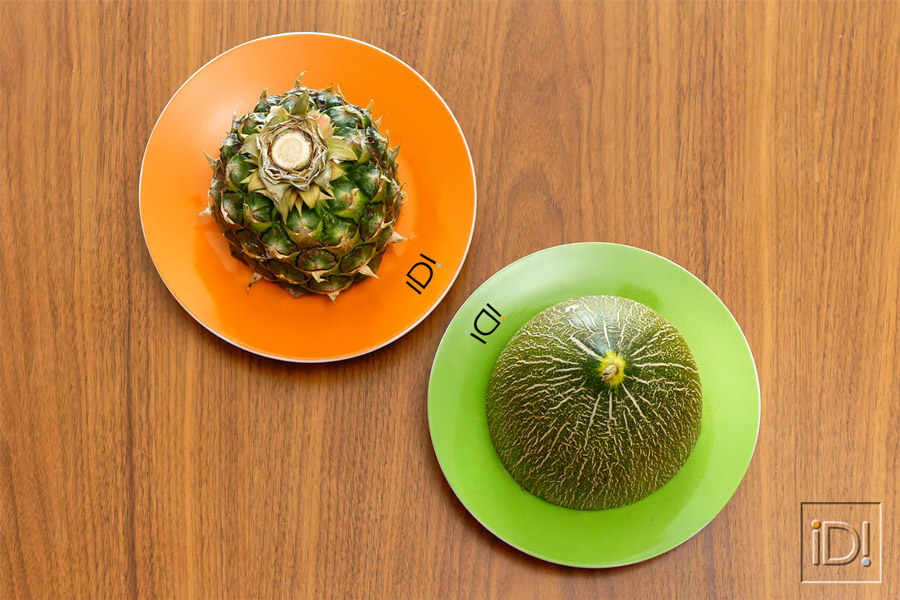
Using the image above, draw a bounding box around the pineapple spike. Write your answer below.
[374,114,384,128]
[335,82,345,99]
[294,72,307,88]
[247,272,262,290]
[326,291,340,303]
[357,264,379,279]
[388,232,408,244]
[390,143,401,161]
[366,98,373,113]
[203,151,217,170]
[310,271,324,283]
[259,88,268,100]
[198,202,213,217]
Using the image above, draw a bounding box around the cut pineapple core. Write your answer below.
[271,132,312,170]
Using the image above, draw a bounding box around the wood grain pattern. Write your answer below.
[2,1,898,598]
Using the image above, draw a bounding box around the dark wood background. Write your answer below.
[2,1,898,598]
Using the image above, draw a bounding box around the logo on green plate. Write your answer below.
[467,303,504,344]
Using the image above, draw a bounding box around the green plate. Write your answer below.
[427,243,760,567]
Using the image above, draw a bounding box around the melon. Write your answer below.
[486,295,702,510]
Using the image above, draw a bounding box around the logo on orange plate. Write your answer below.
[801,502,882,584]
[406,254,441,295]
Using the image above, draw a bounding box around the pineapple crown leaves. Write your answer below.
[211,82,381,221]
[202,77,407,300]
[257,117,330,219]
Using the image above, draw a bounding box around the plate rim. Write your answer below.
[139,32,477,363]
[427,242,761,568]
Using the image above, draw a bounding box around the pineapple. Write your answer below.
[203,76,405,301]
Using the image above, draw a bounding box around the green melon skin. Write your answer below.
[486,295,702,510]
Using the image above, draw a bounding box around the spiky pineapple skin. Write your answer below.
[206,82,403,300]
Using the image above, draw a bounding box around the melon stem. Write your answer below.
[600,364,619,382]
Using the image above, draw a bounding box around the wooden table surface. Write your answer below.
[2,1,898,598]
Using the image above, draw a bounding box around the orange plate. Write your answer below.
[140,33,476,362]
